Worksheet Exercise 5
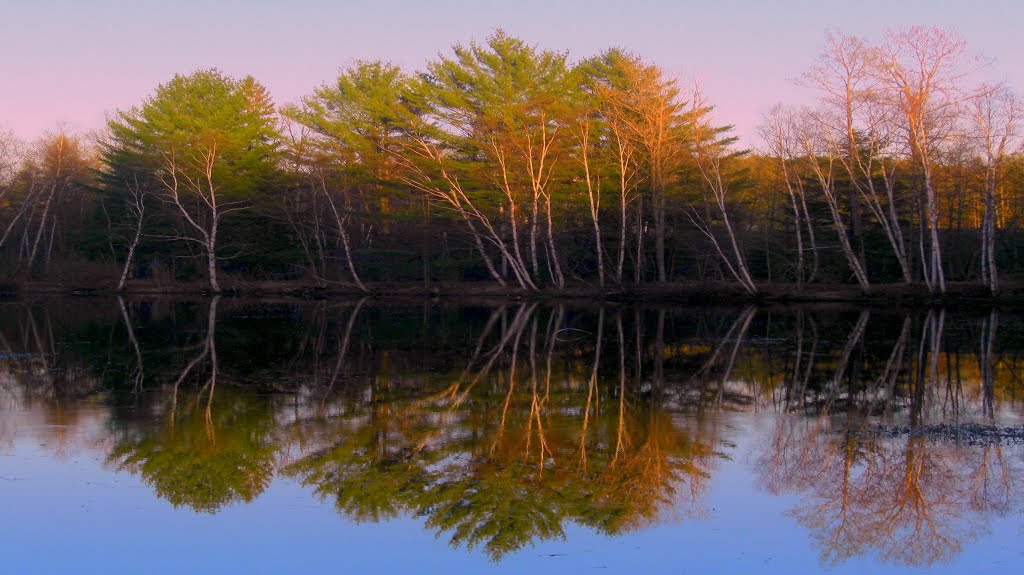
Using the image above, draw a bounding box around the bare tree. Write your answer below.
[569,110,607,287]
[793,108,872,293]
[0,128,87,276]
[111,171,150,291]
[970,83,1021,295]
[0,130,23,255]
[804,31,913,284]
[760,105,820,289]
[600,56,687,284]
[158,144,249,293]
[0,130,20,204]
[687,87,757,295]
[689,155,756,293]
[876,27,976,294]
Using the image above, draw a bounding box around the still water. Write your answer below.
[1,297,1022,574]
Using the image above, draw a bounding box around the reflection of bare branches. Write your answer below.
[441,303,537,408]
[579,308,604,471]
[980,309,998,419]
[753,306,1024,567]
[8,301,1024,566]
[822,310,870,414]
[758,409,1024,568]
[117,296,144,394]
[965,444,1015,515]
[875,317,911,416]
[169,298,219,423]
[318,297,368,413]
[692,306,756,384]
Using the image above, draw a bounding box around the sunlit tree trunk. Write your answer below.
[161,146,247,293]
[116,174,148,291]
[971,84,1020,295]
[807,32,913,284]
[879,28,972,295]
[610,125,640,284]
[794,114,871,293]
[690,102,757,295]
[572,119,605,287]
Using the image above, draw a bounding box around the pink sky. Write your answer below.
[2,0,1022,146]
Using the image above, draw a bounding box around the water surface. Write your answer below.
[2,298,1022,573]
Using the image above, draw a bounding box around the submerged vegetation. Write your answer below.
[1,28,1023,298]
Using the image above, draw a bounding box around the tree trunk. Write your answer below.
[984,168,999,295]
[544,194,564,289]
[634,196,644,284]
[654,182,666,283]
[923,171,946,294]
[206,234,220,293]
[117,214,144,291]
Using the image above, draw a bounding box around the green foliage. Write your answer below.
[109,389,277,513]
[107,69,279,198]
[11,32,1024,289]
[10,300,1024,564]
[285,60,409,172]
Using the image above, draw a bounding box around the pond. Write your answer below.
[1,297,1022,573]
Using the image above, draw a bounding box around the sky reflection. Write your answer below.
[1,299,1023,573]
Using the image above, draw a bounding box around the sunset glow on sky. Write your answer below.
[3,0,1022,145]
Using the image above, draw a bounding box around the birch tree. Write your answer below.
[804,31,913,284]
[0,129,88,276]
[759,105,819,289]
[598,55,686,284]
[688,89,757,295]
[395,109,523,288]
[105,70,280,292]
[876,27,974,294]
[567,99,608,287]
[793,108,872,293]
[410,31,573,289]
[0,130,19,205]
[970,83,1021,295]
[283,61,411,292]
[586,50,645,284]
[98,128,156,290]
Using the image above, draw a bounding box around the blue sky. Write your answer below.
[2,0,1021,145]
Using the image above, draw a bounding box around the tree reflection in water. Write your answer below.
[283,303,717,559]
[756,309,1024,566]
[1,299,1023,563]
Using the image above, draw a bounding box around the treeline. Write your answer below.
[1,28,1022,295]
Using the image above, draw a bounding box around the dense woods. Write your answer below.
[1,28,1022,296]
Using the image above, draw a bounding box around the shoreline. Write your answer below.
[3,280,1023,306]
